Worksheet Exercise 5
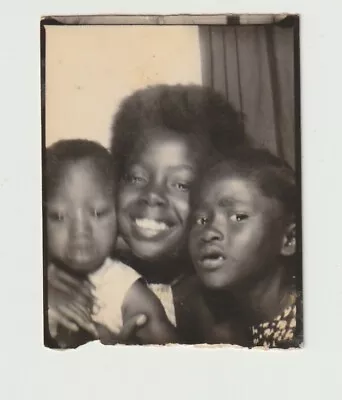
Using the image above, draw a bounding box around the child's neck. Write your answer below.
[229,263,294,324]
[49,258,95,279]
[115,250,189,284]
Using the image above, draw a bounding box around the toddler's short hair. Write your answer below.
[45,139,116,197]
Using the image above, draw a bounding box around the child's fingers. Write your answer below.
[49,266,92,295]
[59,275,95,299]
[95,324,119,345]
[83,278,96,291]
[50,282,93,308]
[69,302,93,324]
[48,307,79,333]
[48,283,93,313]
[48,269,80,292]
[48,278,75,295]
[57,305,98,338]
[78,284,95,301]
[117,314,148,343]
[74,292,94,309]
[48,275,93,304]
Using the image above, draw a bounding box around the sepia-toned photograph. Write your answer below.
[41,14,302,349]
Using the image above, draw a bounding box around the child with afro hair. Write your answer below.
[111,84,246,180]
[110,84,248,340]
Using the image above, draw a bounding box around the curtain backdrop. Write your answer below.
[199,25,296,168]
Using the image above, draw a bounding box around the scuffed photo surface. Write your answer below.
[42,15,302,349]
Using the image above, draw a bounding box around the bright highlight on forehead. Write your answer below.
[202,161,267,198]
[130,127,201,170]
[48,158,115,200]
[201,173,264,204]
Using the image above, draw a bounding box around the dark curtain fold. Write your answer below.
[199,25,295,168]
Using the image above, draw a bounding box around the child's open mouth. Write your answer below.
[133,218,172,239]
[200,250,226,270]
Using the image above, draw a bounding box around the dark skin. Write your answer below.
[48,130,208,343]
[189,164,296,338]
[47,161,118,339]
[47,264,152,345]
[175,274,250,345]
[46,160,178,346]
[48,248,178,347]
[116,127,206,283]
[93,279,179,345]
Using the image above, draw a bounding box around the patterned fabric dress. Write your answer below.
[250,293,302,349]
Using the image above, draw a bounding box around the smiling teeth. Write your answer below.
[203,254,224,261]
[135,218,169,232]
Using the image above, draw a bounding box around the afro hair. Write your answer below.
[110,84,247,177]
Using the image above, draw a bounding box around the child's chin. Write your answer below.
[131,243,168,262]
[131,239,183,263]
[68,258,104,274]
[199,272,230,291]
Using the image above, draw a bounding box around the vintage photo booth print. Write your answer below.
[42,15,302,349]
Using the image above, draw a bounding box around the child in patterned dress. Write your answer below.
[189,147,302,348]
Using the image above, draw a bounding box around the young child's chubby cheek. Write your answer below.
[47,159,117,274]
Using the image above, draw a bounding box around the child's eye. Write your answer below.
[125,174,147,186]
[91,208,110,218]
[174,182,191,192]
[48,211,65,222]
[195,216,209,225]
[230,213,249,222]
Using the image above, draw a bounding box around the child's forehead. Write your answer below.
[49,159,114,197]
[198,172,287,221]
[63,159,110,181]
[199,167,269,206]
[203,163,252,188]
[202,173,252,196]
[132,127,207,157]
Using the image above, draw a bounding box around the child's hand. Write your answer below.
[117,314,147,344]
[92,315,147,345]
[123,281,178,344]
[47,264,98,338]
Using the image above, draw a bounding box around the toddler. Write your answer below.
[45,139,177,347]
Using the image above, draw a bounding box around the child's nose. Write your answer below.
[201,227,223,243]
[140,181,168,207]
[200,217,224,243]
[70,210,91,239]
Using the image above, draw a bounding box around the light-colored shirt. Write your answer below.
[89,258,141,334]
[148,283,176,327]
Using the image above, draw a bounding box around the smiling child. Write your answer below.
[111,84,247,335]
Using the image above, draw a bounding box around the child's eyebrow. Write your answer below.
[218,197,246,208]
[128,163,195,173]
[169,165,195,173]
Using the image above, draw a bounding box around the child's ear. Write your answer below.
[280,223,296,256]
